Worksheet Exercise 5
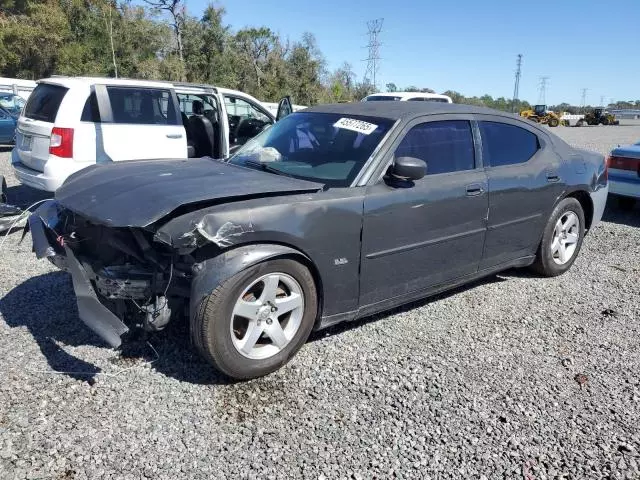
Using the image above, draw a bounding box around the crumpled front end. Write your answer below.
[28,200,192,347]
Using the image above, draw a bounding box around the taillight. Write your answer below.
[49,127,74,158]
[607,155,639,172]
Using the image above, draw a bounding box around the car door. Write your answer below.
[223,94,274,153]
[94,85,187,161]
[276,96,293,121]
[0,107,15,143]
[359,117,488,308]
[477,118,564,269]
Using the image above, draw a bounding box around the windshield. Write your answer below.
[229,112,393,187]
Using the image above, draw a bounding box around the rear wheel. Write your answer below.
[531,198,585,277]
[192,258,318,380]
[547,117,559,127]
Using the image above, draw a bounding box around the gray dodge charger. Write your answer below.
[28,102,609,379]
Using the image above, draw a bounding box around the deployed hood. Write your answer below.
[55,158,323,227]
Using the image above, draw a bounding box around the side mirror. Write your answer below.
[392,156,426,181]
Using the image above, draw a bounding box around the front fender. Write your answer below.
[189,244,312,325]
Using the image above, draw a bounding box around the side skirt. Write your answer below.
[315,255,536,330]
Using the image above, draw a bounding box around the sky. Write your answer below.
[187,0,640,105]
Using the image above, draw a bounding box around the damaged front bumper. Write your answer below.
[28,201,130,347]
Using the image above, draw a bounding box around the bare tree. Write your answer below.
[143,0,185,80]
[96,0,118,77]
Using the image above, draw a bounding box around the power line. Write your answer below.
[538,76,550,105]
[580,88,588,111]
[363,18,383,91]
[512,54,523,112]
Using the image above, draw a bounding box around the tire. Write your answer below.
[617,196,636,211]
[192,258,318,380]
[547,117,559,127]
[531,198,585,277]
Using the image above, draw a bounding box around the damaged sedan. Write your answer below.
[27,102,609,379]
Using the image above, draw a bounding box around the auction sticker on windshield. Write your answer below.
[333,117,378,135]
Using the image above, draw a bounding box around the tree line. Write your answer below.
[1,0,638,112]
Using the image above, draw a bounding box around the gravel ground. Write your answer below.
[1,124,639,479]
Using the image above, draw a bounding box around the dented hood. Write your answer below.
[55,158,323,227]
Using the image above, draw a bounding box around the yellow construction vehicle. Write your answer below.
[579,108,619,126]
[519,104,562,127]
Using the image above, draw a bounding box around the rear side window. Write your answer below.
[106,87,180,125]
[479,121,539,167]
[395,120,475,175]
[23,84,68,122]
[81,92,100,122]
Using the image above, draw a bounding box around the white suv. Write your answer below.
[12,77,293,192]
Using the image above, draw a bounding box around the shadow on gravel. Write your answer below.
[0,271,104,382]
[3,184,52,210]
[309,274,509,343]
[602,198,640,228]
[0,145,12,153]
[0,271,233,385]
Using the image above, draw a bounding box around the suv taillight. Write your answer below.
[49,127,74,158]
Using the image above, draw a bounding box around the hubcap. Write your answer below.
[551,211,580,265]
[230,273,304,360]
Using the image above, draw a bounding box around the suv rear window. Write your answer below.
[106,87,180,125]
[23,84,69,122]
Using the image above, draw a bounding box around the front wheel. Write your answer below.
[192,258,318,380]
[531,198,585,277]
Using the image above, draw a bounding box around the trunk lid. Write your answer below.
[55,157,323,227]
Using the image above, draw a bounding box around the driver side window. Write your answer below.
[225,95,273,147]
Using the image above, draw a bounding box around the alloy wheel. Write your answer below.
[551,211,580,265]
[230,272,305,360]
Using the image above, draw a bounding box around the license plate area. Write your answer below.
[20,134,32,151]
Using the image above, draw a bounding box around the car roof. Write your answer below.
[39,76,172,89]
[302,101,518,121]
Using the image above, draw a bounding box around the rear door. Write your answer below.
[15,83,69,171]
[95,85,186,161]
[478,118,564,269]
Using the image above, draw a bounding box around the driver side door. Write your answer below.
[224,94,274,154]
[359,117,488,309]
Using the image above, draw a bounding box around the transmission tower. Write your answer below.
[363,18,383,91]
[600,95,605,107]
[580,88,588,112]
[511,54,523,112]
[538,76,550,104]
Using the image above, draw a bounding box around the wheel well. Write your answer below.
[566,190,593,230]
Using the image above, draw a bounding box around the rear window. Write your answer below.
[106,87,180,125]
[364,96,401,101]
[479,121,539,167]
[23,84,68,122]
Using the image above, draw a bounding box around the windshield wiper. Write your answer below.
[243,160,297,179]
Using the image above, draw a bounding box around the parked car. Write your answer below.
[362,91,453,103]
[0,106,17,144]
[12,77,292,192]
[608,141,640,209]
[0,92,26,116]
[28,102,608,380]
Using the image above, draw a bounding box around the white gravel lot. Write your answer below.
[1,123,639,479]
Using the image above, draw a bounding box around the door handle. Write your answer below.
[166,133,183,139]
[546,172,560,183]
[465,184,484,196]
